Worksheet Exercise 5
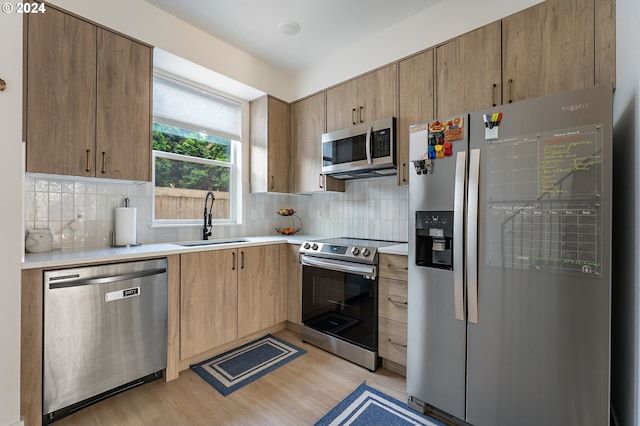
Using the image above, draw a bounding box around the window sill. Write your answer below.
[150,220,241,229]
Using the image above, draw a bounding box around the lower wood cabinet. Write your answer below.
[285,244,302,325]
[180,244,284,361]
[180,249,238,360]
[378,254,408,371]
[237,244,285,338]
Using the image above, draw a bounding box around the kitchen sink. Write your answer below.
[171,239,248,247]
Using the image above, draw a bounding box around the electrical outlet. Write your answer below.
[251,210,257,220]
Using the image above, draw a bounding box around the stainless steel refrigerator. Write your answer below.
[407,84,612,426]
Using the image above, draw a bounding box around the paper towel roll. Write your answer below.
[115,207,137,246]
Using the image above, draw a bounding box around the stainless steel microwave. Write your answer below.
[321,116,396,179]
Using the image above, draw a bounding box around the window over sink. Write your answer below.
[152,73,243,225]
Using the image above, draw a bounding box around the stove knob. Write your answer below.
[362,248,371,257]
[303,243,311,250]
[311,243,319,250]
[351,247,360,256]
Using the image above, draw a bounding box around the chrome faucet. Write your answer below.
[203,191,215,240]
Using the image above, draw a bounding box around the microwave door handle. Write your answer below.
[365,126,373,164]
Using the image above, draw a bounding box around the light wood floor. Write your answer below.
[55,329,408,425]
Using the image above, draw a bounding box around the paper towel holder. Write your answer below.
[112,198,142,247]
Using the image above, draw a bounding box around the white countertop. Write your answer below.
[22,234,333,270]
[378,243,408,256]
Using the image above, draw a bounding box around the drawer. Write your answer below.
[378,277,407,323]
[378,317,407,366]
[379,254,408,281]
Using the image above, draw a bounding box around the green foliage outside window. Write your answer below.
[153,122,231,191]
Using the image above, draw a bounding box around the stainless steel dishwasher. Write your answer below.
[43,258,168,424]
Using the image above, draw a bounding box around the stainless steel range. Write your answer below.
[299,237,400,371]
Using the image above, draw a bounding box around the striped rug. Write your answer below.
[191,334,306,396]
[315,383,447,426]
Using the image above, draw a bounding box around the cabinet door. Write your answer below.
[326,79,358,132]
[357,64,398,125]
[238,245,284,338]
[595,0,615,88]
[96,29,152,181]
[266,97,291,192]
[250,96,291,193]
[26,8,96,176]
[399,50,434,186]
[436,21,501,118]
[293,93,325,193]
[502,0,594,104]
[293,93,345,193]
[180,249,237,360]
[286,244,302,325]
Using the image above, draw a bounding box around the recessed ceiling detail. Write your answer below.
[279,21,301,36]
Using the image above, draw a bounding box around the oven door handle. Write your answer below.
[301,255,377,278]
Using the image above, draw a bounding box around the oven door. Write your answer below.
[301,256,378,351]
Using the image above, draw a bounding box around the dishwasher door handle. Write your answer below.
[48,268,167,289]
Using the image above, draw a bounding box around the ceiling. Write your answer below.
[145,0,443,73]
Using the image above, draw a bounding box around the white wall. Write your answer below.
[612,0,640,424]
[0,9,24,426]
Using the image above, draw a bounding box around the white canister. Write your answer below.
[25,229,53,253]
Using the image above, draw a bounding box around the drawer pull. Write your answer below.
[388,339,407,348]
[388,297,407,305]
[387,265,408,270]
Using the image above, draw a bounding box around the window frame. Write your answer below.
[151,71,244,227]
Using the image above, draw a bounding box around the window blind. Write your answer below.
[153,73,242,140]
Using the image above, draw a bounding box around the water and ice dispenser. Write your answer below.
[415,211,453,270]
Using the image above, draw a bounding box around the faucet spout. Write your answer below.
[203,191,215,240]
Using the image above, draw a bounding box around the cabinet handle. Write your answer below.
[508,79,513,104]
[402,163,407,183]
[387,264,408,270]
[359,106,364,123]
[240,250,244,269]
[319,174,324,189]
[352,108,357,125]
[270,175,274,190]
[388,297,408,306]
[85,149,91,172]
[101,152,106,174]
[388,339,407,348]
[232,251,236,271]
[492,83,497,107]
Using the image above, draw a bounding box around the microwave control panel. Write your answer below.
[372,129,391,158]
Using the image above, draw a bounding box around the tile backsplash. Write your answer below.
[291,177,408,242]
[24,174,408,251]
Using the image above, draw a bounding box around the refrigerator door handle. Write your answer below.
[467,148,481,324]
[454,151,466,322]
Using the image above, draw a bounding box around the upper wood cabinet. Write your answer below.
[250,95,291,193]
[292,92,344,193]
[398,49,434,186]
[96,29,152,181]
[25,5,152,181]
[502,0,595,104]
[25,7,96,178]
[326,64,398,132]
[595,0,616,88]
[435,21,502,118]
